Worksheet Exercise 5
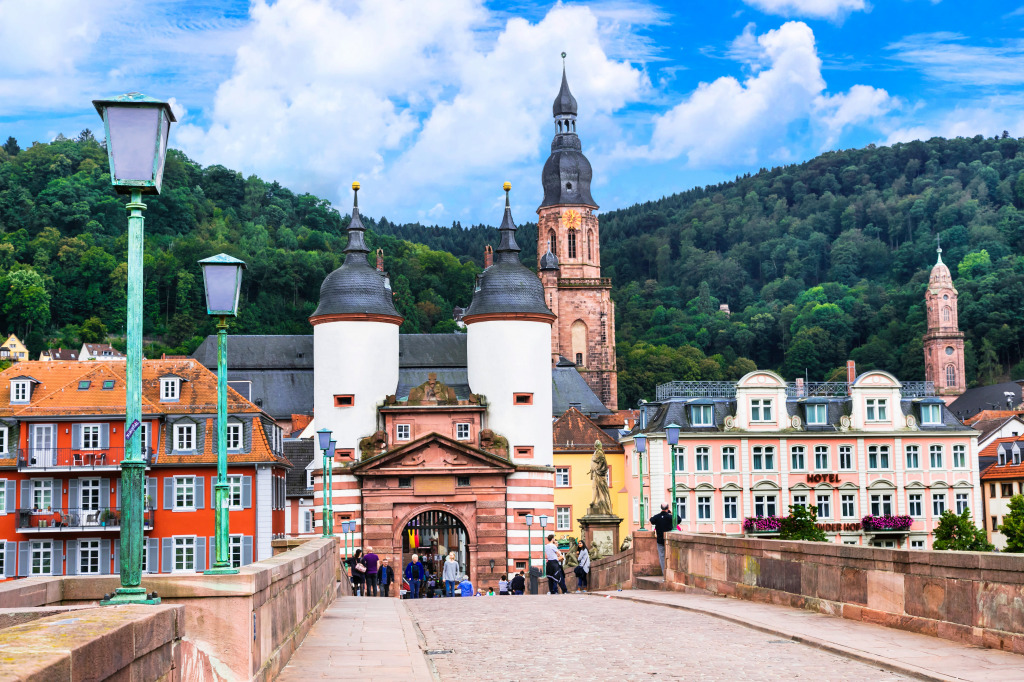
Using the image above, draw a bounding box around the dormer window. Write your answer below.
[805,403,827,425]
[690,404,713,426]
[865,398,887,421]
[161,378,180,401]
[750,399,773,422]
[11,380,30,403]
[921,403,942,425]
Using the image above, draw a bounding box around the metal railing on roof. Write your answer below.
[656,382,736,400]
[656,380,935,401]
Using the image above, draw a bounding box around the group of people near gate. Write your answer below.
[341,537,592,598]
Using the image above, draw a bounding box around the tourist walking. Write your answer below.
[545,534,567,594]
[442,552,460,597]
[510,571,526,595]
[347,549,366,596]
[378,558,394,597]
[404,554,425,599]
[458,574,474,596]
[363,546,379,597]
[650,503,674,573]
[574,540,590,592]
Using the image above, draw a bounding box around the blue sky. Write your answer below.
[3,0,1024,224]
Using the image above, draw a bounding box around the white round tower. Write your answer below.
[465,183,555,466]
[311,183,403,453]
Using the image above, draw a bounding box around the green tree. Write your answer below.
[997,495,1024,552]
[2,269,50,338]
[2,136,19,156]
[932,509,994,552]
[78,316,108,344]
[779,504,827,541]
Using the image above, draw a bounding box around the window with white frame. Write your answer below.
[174,537,195,572]
[229,535,243,568]
[30,540,52,575]
[952,444,966,468]
[82,425,101,450]
[723,495,738,520]
[841,494,856,518]
[722,447,736,471]
[690,405,714,426]
[921,404,942,425]
[174,424,195,451]
[675,495,687,521]
[754,494,777,517]
[908,493,923,517]
[911,539,925,549]
[906,445,920,469]
[396,424,410,441]
[555,468,570,487]
[868,445,890,469]
[697,496,712,520]
[556,506,571,531]
[0,426,7,454]
[806,403,827,425]
[955,492,969,514]
[32,479,52,510]
[81,478,101,511]
[816,494,831,519]
[302,509,314,533]
[791,446,805,470]
[870,493,893,516]
[456,423,471,441]
[138,423,149,457]
[228,475,243,508]
[750,399,773,422]
[929,445,943,468]
[933,492,946,516]
[174,476,196,509]
[0,484,5,512]
[752,446,774,470]
[672,446,686,472]
[226,423,242,450]
[79,539,101,574]
[695,447,710,471]
[792,494,807,509]
[839,445,853,470]
[814,446,828,470]
[160,378,179,401]
[865,398,888,421]
[306,470,314,489]
[632,497,639,523]
[12,381,29,402]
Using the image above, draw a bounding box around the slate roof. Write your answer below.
[553,407,623,453]
[284,438,316,497]
[552,357,609,417]
[948,381,1023,422]
[398,334,466,368]
[552,65,578,117]
[82,343,124,358]
[43,348,79,360]
[193,335,314,370]
[396,369,472,401]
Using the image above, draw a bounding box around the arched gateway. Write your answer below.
[401,509,469,582]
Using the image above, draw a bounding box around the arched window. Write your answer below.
[567,230,577,259]
[942,307,951,323]
[946,365,956,387]
[571,320,587,367]
[548,229,557,258]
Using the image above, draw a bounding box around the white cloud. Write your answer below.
[740,0,867,20]
[176,0,649,222]
[0,0,102,75]
[887,33,1024,86]
[884,97,1024,144]
[632,22,892,166]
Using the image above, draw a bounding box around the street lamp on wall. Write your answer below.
[95,93,174,606]
[665,424,681,527]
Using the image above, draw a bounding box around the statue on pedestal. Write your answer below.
[587,440,613,516]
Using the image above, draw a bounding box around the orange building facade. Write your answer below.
[0,360,287,579]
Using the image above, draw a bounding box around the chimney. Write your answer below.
[484,245,493,269]
[375,248,384,272]
[795,377,805,397]
[846,360,856,387]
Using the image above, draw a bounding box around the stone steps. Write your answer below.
[634,576,666,590]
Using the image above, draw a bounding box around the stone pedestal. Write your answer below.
[578,513,623,560]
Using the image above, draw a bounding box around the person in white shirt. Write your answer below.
[544,534,568,594]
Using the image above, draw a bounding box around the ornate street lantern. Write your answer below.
[93,93,175,194]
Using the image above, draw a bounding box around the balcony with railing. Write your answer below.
[16,506,154,532]
[17,447,154,470]
[655,380,936,401]
[557,277,612,288]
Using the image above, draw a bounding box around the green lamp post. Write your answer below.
[340,520,351,560]
[327,440,337,536]
[94,93,174,606]
[199,253,247,574]
[525,513,534,582]
[635,435,647,531]
[665,424,681,526]
[317,430,335,537]
[538,514,549,578]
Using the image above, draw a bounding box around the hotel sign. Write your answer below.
[806,473,840,483]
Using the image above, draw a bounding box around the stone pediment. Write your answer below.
[352,432,515,475]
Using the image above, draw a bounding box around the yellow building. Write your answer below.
[0,334,29,362]
[553,407,628,551]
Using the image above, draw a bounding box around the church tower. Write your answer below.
[923,242,965,401]
[537,60,618,410]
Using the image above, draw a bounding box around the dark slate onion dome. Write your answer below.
[539,242,560,271]
[309,182,403,323]
[463,183,555,321]
[540,61,597,209]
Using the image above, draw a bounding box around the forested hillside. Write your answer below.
[3,132,1024,409]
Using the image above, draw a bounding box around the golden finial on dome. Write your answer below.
[352,181,360,191]
[503,181,511,192]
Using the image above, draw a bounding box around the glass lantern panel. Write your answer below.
[154,112,171,192]
[107,106,160,183]
[203,265,241,314]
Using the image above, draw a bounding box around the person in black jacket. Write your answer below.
[378,558,394,597]
[650,503,674,573]
[510,570,526,595]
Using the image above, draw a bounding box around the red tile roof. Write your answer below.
[980,436,1024,480]
[965,409,1024,425]
[156,417,289,466]
[553,407,624,454]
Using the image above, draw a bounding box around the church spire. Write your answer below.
[553,53,578,118]
[936,234,942,264]
[540,55,596,209]
[494,181,521,264]
[343,181,369,262]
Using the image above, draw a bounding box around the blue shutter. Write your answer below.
[195,537,206,572]
[195,477,205,510]
[242,536,253,566]
[161,538,173,573]
[65,540,78,576]
[146,538,159,573]
[52,481,62,510]
[52,541,63,575]
[209,536,215,567]
[242,476,252,509]
[7,479,17,513]
[18,541,29,576]
[68,479,80,511]
[97,481,107,513]
[112,539,119,575]
[20,480,30,509]
[163,477,173,510]
[147,477,157,510]
[72,424,82,449]
[100,539,111,574]
[4,542,15,577]
[211,476,216,507]
[115,479,120,508]
[100,424,109,449]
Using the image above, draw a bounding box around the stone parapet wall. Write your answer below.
[0,536,338,681]
[663,531,1024,654]
[589,548,633,591]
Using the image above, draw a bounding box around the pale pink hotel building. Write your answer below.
[622,363,980,548]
